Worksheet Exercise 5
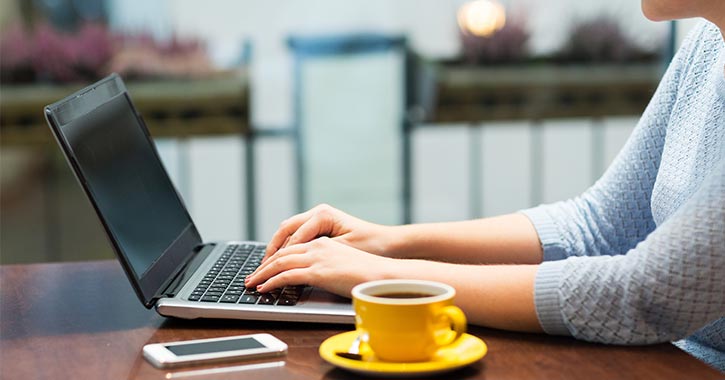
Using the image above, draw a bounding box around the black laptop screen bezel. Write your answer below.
[44,73,203,308]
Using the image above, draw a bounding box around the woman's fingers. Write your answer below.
[255,268,310,293]
[247,237,389,298]
[264,204,340,260]
[247,243,310,287]
[264,209,315,260]
[286,213,333,247]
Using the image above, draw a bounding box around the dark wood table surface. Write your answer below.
[0,260,720,379]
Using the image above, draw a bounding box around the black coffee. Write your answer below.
[374,292,434,299]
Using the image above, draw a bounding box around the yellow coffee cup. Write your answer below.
[351,279,467,362]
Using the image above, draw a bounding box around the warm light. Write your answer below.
[457,0,507,37]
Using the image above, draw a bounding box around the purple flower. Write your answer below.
[559,16,658,63]
[460,17,530,65]
[31,23,79,82]
[71,23,113,75]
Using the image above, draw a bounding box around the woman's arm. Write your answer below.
[391,260,542,332]
[263,205,543,265]
[518,19,707,263]
[534,156,725,344]
[385,213,543,264]
[249,236,542,332]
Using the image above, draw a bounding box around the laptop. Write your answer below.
[44,73,354,324]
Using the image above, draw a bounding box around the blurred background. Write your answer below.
[0,0,699,264]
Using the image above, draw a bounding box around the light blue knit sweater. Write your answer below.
[522,20,724,371]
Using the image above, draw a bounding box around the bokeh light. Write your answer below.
[457,0,506,37]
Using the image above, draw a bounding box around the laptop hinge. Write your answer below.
[157,243,216,299]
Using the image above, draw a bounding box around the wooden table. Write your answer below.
[0,261,720,379]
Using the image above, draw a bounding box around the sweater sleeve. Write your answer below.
[533,154,725,344]
[520,22,704,261]
[521,21,725,345]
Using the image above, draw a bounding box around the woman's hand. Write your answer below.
[263,204,392,262]
[246,236,398,297]
[246,236,543,332]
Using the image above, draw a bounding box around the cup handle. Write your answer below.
[434,305,467,347]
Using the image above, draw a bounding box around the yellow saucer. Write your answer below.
[319,331,487,377]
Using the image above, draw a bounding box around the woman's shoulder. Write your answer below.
[688,19,721,39]
[676,20,722,64]
[660,19,723,98]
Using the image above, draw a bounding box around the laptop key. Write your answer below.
[220,294,240,303]
[277,296,298,306]
[258,294,276,305]
[201,295,221,302]
[239,294,259,304]
[188,294,202,301]
[281,287,301,296]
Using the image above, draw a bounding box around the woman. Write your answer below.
[246,1,725,370]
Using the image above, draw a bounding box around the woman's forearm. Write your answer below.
[383,213,543,265]
[382,259,542,332]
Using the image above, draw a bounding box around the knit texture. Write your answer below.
[521,20,725,371]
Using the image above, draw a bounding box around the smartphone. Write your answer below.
[143,333,287,368]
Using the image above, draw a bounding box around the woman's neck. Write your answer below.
[700,5,725,44]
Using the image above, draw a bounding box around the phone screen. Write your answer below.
[166,337,266,356]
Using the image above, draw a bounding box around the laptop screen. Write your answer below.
[63,93,194,278]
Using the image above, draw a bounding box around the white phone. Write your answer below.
[143,333,287,368]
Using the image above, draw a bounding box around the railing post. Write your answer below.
[529,120,543,207]
[590,118,605,183]
[468,124,483,218]
[244,132,257,241]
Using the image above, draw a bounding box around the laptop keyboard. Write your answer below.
[187,243,303,306]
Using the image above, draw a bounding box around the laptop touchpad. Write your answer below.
[305,288,350,305]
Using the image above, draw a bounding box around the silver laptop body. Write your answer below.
[44,73,353,324]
